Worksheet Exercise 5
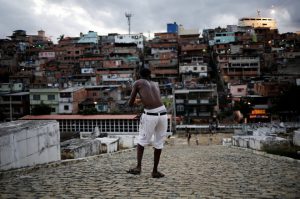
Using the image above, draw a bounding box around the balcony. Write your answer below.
[226,71,259,76]
[184,112,211,117]
[176,99,184,103]
[188,99,197,104]
[229,57,260,63]
[175,99,217,105]
[181,44,206,51]
[59,98,73,103]
[152,69,178,75]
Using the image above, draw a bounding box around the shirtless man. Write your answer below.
[127,68,168,178]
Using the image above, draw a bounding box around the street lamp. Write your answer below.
[94,101,98,112]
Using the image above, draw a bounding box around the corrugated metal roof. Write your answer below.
[21,114,138,120]
[21,114,172,120]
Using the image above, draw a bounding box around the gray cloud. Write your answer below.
[0,0,299,42]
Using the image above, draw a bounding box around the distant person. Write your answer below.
[196,134,199,145]
[187,131,191,145]
[127,68,168,178]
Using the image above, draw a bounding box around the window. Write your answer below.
[33,95,40,100]
[48,95,55,100]
[51,108,56,112]
[176,105,184,112]
[64,105,69,110]
[60,93,71,98]
[237,88,245,93]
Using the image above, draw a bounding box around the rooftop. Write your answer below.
[21,114,138,120]
[0,138,299,198]
[0,120,57,136]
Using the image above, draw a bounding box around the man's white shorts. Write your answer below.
[138,105,168,149]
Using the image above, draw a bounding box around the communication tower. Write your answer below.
[125,12,133,35]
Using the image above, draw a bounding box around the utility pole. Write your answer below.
[125,12,133,35]
[10,95,12,121]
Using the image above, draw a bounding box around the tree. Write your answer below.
[31,103,52,115]
[272,85,300,120]
[233,98,253,122]
[80,107,98,115]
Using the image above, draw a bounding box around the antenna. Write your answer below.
[257,10,261,17]
[125,12,133,35]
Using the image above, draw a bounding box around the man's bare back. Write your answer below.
[128,79,163,109]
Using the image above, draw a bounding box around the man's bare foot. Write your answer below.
[127,167,141,175]
[152,171,165,178]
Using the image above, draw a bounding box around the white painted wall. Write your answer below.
[0,120,61,171]
[293,130,300,147]
[61,139,101,159]
[115,33,144,49]
[108,135,137,149]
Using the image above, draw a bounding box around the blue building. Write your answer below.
[167,22,178,33]
[213,32,235,44]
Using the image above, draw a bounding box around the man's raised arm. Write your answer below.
[128,82,138,107]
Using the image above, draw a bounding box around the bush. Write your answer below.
[31,103,52,115]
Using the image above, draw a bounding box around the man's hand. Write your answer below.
[134,112,142,120]
[134,98,142,105]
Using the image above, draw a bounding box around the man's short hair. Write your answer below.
[140,68,151,78]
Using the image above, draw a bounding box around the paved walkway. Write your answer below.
[0,139,299,198]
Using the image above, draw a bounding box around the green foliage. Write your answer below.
[233,99,253,118]
[264,146,300,160]
[162,98,173,109]
[273,85,300,114]
[80,107,98,115]
[31,103,52,115]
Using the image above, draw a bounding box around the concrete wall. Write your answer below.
[293,130,300,147]
[176,132,233,145]
[96,138,119,153]
[0,120,60,171]
[108,135,137,149]
[232,136,289,151]
[61,139,101,159]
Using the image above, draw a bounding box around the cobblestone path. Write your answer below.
[1,140,299,198]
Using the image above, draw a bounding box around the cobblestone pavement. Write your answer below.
[0,139,299,198]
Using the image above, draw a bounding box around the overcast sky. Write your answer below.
[0,0,299,42]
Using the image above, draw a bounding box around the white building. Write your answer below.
[114,33,145,49]
[29,87,60,114]
[238,17,277,30]
[178,25,199,35]
[0,83,23,93]
[101,73,133,84]
[229,84,248,97]
[59,87,86,114]
[179,63,208,77]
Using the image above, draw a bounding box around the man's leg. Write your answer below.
[153,148,161,173]
[137,144,144,170]
[152,148,164,178]
[127,144,144,175]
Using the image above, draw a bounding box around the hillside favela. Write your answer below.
[0,5,300,198]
